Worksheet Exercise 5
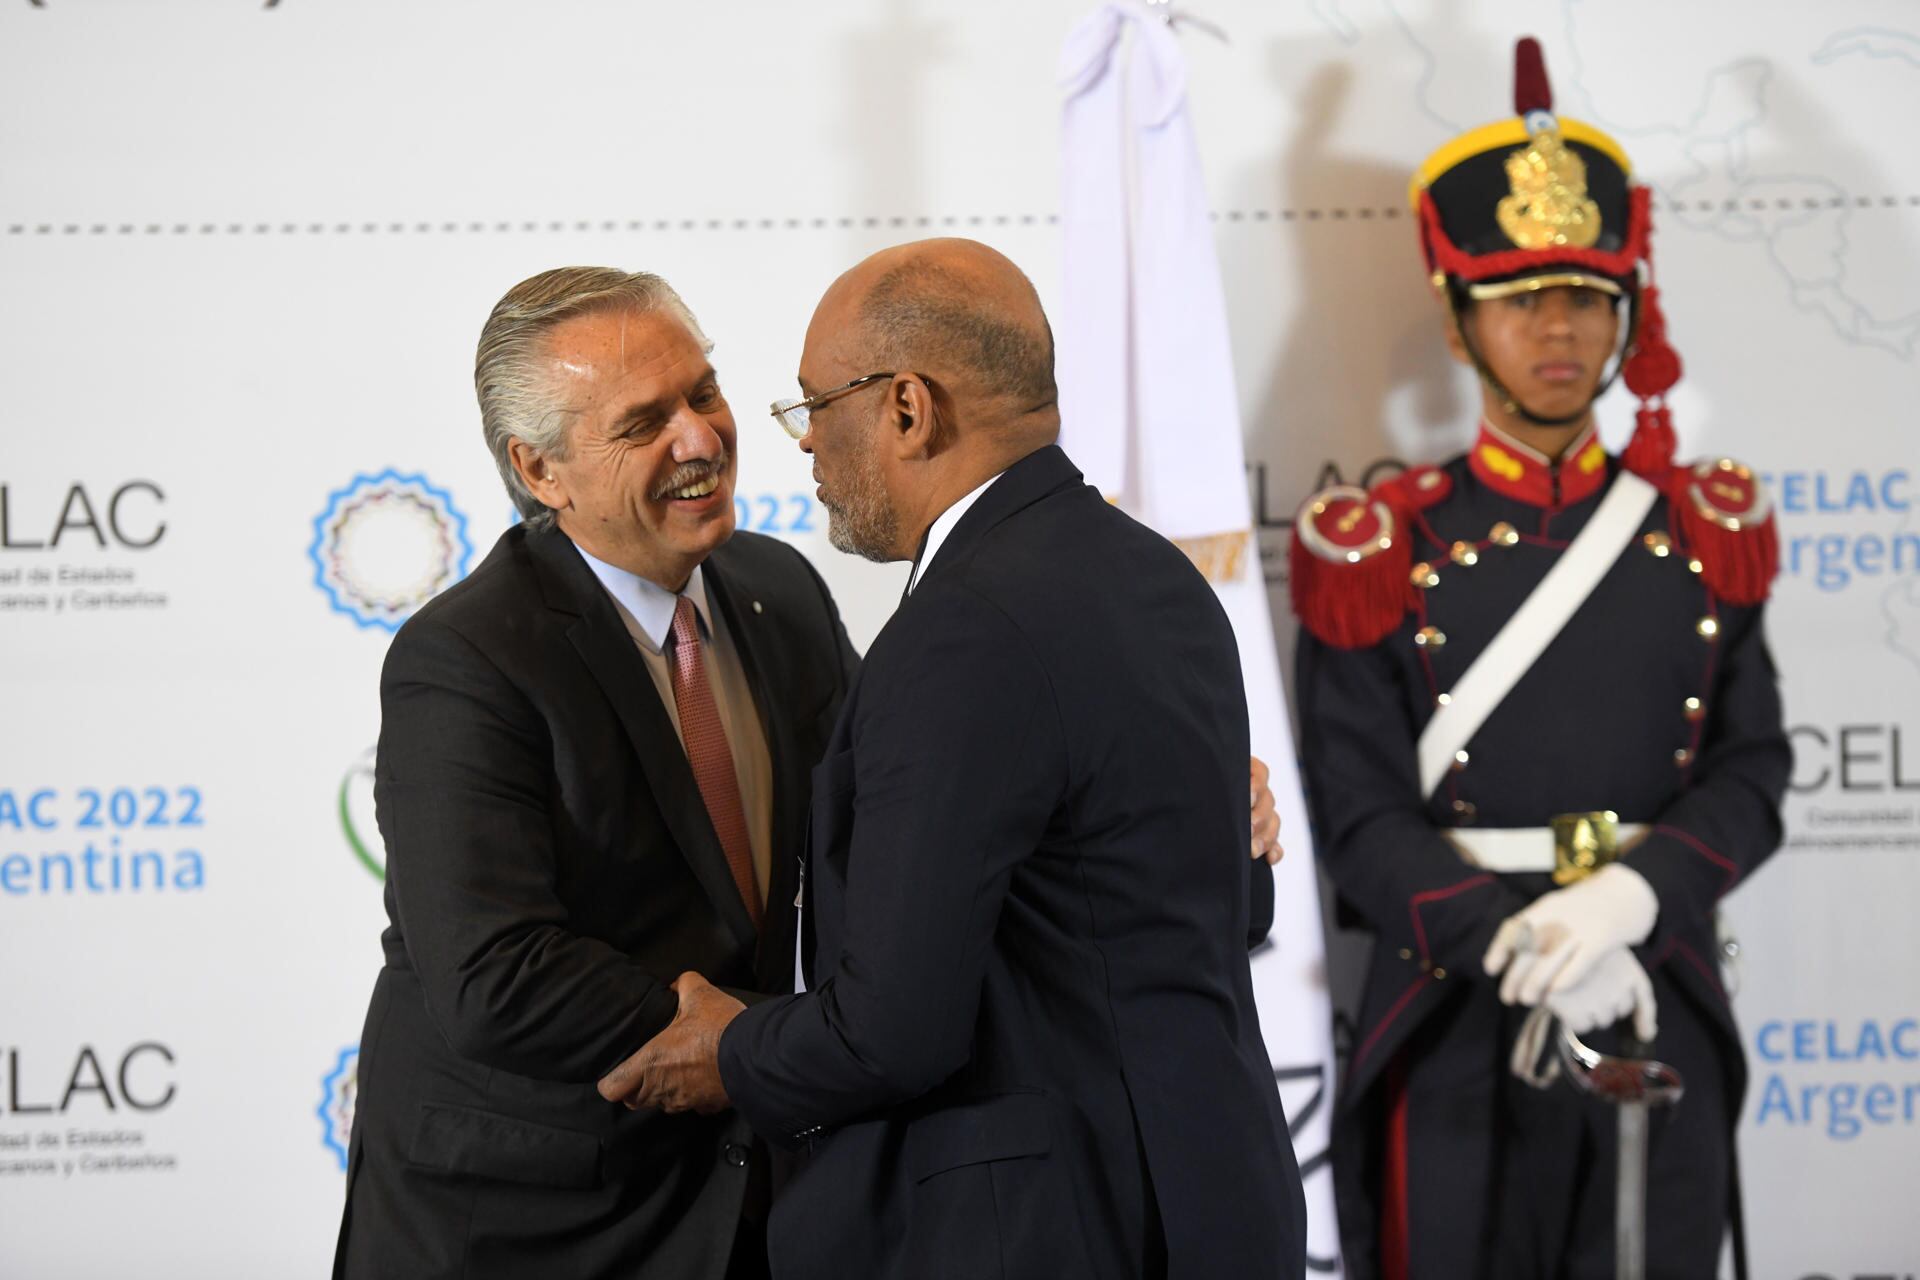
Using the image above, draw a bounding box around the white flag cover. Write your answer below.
[1058,4,1343,1272]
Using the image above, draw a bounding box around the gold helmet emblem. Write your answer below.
[1497,123,1602,250]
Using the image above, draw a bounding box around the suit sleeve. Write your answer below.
[717,584,1062,1142]
[376,616,677,1082]
[1295,628,1528,977]
[1624,602,1789,946]
[1247,855,1276,950]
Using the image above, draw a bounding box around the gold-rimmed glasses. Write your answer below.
[768,372,898,440]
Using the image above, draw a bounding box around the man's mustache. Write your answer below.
[651,453,730,500]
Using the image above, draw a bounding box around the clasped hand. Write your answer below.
[603,759,1283,1111]
[1481,865,1662,1042]
[1481,863,1658,1005]
[597,972,745,1115]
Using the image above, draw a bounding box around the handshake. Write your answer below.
[593,756,1288,1117]
[597,972,747,1115]
[1481,863,1663,1041]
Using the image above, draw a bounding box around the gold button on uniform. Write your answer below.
[1642,531,1672,557]
[1411,562,1440,589]
[1684,697,1705,721]
[1415,626,1447,648]
[1490,522,1520,547]
[1697,616,1720,640]
[1450,541,1480,567]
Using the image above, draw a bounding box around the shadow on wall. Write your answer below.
[1252,56,1466,474]
[1246,0,1538,483]
[1235,11,1520,698]
[1227,7,1510,1063]
[840,0,958,243]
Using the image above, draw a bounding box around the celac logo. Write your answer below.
[310,470,472,631]
[339,747,383,880]
[318,1046,358,1172]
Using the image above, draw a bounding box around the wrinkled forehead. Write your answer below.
[542,308,718,434]
[547,305,706,369]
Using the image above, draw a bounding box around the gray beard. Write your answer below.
[824,448,899,564]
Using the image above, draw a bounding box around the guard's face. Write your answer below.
[1460,284,1620,421]
[533,307,738,586]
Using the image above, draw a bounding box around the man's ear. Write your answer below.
[884,373,942,461]
[508,438,568,514]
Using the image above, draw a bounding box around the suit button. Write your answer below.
[723,1142,749,1168]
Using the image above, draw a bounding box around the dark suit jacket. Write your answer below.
[718,446,1305,1280]
[333,524,856,1280]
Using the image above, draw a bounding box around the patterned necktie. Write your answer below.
[668,595,761,927]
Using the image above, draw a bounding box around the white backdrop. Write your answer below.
[2,2,1915,1277]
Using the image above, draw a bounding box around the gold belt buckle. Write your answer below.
[1551,811,1622,885]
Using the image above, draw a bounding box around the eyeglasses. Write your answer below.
[768,371,898,440]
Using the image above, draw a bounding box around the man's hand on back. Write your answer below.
[1251,755,1285,865]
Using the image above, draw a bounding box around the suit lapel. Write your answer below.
[908,444,1085,596]
[526,528,758,951]
[704,547,804,989]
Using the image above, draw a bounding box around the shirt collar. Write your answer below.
[571,543,712,654]
[907,470,1006,595]
[1468,419,1610,508]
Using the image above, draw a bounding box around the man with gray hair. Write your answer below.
[332,267,860,1280]
[333,259,1285,1280]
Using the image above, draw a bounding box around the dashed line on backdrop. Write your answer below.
[6,196,1917,236]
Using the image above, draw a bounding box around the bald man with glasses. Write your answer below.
[334,263,1285,1280]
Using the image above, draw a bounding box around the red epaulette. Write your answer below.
[1663,457,1778,606]
[1290,467,1453,649]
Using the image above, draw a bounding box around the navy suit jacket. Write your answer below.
[719,445,1305,1280]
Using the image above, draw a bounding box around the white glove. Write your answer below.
[1482,863,1659,1006]
[1545,947,1658,1042]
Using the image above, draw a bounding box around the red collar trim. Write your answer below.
[1469,421,1610,508]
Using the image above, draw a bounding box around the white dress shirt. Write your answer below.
[572,546,773,900]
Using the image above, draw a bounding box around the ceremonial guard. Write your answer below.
[1293,39,1789,1279]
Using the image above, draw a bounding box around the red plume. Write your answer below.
[1619,196,1682,478]
[1623,285,1682,403]
[1622,279,1684,478]
[1514,37,1552,115]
